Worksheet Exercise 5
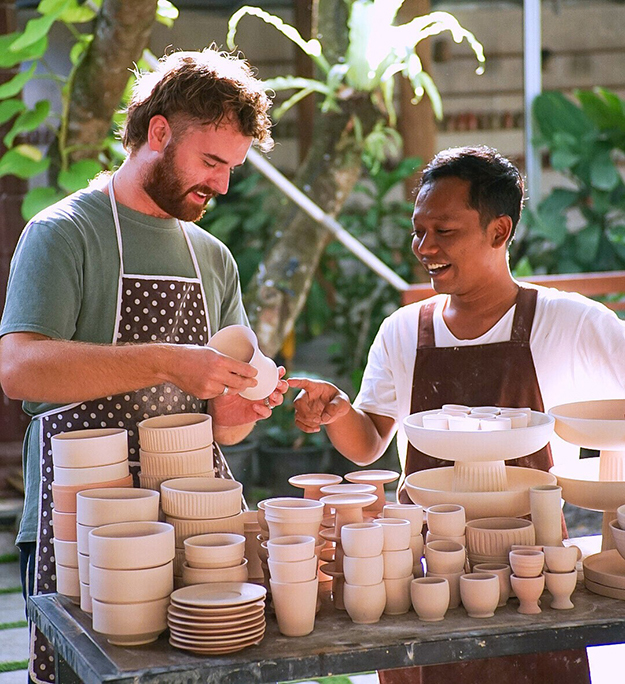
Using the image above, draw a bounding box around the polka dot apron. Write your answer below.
[30,177,234,683]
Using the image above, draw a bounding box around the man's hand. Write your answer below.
[288,377,351,433]
[211,366,289,427]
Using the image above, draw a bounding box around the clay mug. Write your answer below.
[343,554,384,586]
[343,581,386,624]
[544,569,577,610]
[208,325,279,401]
[543,545,579,574]
[424,540,466,574]
[510,573,545,614]
[340,522,384,558]
[509,549,544,577]
[459,573,500,618]
[378,518,412,551]
[410,577,450,622]
[473,563,512,606]
[426,504,466,537]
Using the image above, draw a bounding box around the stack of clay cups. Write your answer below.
[75,488,160,613]
[382,503,424,576]
[424,504,467,608]
[181,533,248,586]
[255,501,270,588]
[89,521,175,646]
[267,535,319,636]
[160,477,244,587]
[137,414,215,491]
[263,498,325,541]
[509,547,545,614]
[542,545,579,610]
[341,522,386,624]
[51,428,131,603]
[379,518,413,615]
[425,540,468,610]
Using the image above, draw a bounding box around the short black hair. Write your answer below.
[416,146,524,239]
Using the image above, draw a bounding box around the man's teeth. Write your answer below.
[428,263,449,272]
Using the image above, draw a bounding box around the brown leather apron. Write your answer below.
[30,178,233,683]
[380,286,590,684]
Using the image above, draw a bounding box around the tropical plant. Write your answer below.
[519,88,625,274]
[0,0,177,220]
[226,0,485,358]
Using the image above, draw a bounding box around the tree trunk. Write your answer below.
[64,0,158,164]
[245,93,381,357]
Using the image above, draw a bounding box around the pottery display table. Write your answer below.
[30,575,625,684]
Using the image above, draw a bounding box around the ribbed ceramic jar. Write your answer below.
[466,517,535,566]
[160,477,242,519]
[137,413,213,453]
[139,445,214,477]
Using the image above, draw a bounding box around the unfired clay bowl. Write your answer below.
[459,572,499,618]
[182,559,249,585]
[76,487,159,527]
[411,577,449,622]
[139,445,214,478]
[267,556,318,583]
[89,561,174,603]
[549,399,625,450]
[465,517,535,566]
[53,460,129,486]
[51,428,128,468]
[343,554,384,586]
[92,596,169,646]
[377,518,412,551]
[426,504,466,537]
[88,521,175,570]
[341,522,384,558]
[183,533,246,569]
[160,477,242,520]
[266,535,316,562]
[424,540,466,574]
[343,581,386,624]
[51,475,133,514]
[137,413,213,453]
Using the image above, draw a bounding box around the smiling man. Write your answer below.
[0,48,287,684]
[290,145,625,683]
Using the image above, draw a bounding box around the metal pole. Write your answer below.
[524,0,542,212]
[247,148,410,292]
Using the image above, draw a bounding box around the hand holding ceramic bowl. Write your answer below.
[208,325,279,401]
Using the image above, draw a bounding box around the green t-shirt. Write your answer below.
[0,186,248,543]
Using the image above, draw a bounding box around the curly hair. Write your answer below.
[121,47,273,152]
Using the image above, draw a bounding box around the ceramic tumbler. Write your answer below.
[529,485,563,547]
[270,577,319,636]
[343,581,386,624]
[459,573,500,618]
[411,577,450,622]
[473,563,512,606]
[426,504,466,537]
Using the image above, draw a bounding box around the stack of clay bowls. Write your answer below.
[160,477,244,586]
[424,504,467,608]
[509,547,545,614]
[137,414,214,491]
[241,511,264,584]
[341,522,386,624]
[379,518,413,615]
[182,533,248,586]
[89,521,175,645]
[382,503,424,576]
[51,428,132,604]
[168,581,267,654]
[267,535,319,636]
[75,487,160,613]
[543,545,579,609]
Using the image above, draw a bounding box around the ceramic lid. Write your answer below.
[583,549,625,589]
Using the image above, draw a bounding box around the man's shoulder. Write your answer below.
[532,283,610,317]
[377,294,445,337]
[27,187,108,234]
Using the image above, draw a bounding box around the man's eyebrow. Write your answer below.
[202,152,229,165]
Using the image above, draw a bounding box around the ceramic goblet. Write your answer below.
[411,577,450,622]
[544,570,577,609]
[426,504,466,538]
[459,573,500,618]
[510,573,545,614]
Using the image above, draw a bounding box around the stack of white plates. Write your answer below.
[168,582,267,654]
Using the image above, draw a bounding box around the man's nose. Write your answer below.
[211,168,231,195]
[415,232,437,255]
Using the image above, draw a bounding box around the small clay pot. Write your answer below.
[382,549,413,579]
[426,504,466,537]
[343,581,386,624]
[92,596,169,646]
[411,577,449,622]
[425,540,466,574]
[183,533,246,569]
[270,577,319,636]
[427,569,463,609]
[543,545,579,574]
[473,563,512,606]
[383,575,413,615]
[382,503,424,532]
[182,558,248,585]
[340,522,384,558]
[343,554,384,586]
[460,573,500,618]
[90,562,174,603]
[378,518,412,551]
[267,556,317,583]
[267,535,316,562]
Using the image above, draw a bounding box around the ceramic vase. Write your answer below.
[510,573,545,614]
[410,577,449,622]
[544,570,577,609]
[459,573,500,618]
[529,485,563,547]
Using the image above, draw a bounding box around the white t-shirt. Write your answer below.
[354,285,625,469]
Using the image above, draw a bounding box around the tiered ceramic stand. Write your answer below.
[403,409,557,519]
[549,399,625,552]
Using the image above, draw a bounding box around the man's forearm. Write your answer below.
[325,407,392,466]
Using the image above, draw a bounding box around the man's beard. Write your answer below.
[143,144,216,222]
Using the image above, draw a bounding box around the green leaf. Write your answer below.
[533,91,594,143]
[156,0,179,27]
[0,99,25,127]
[4,100,50,147]
[551,148,579,171]
[0,146,49,179]
[263,76,330,95]
[0,63,37,100]
[0,33,47,68]
[22,186,65,220]
[57,159,102,193]
[38,0,71,14]
[69,35,92,66]
[573,224,601,266]
[59,0,97,23]
[590,151,620,191]
[577,89,625,132]
[10,13,59,52]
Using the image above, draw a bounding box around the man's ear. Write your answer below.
[491,215,513,248]
[146,115,171,152]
